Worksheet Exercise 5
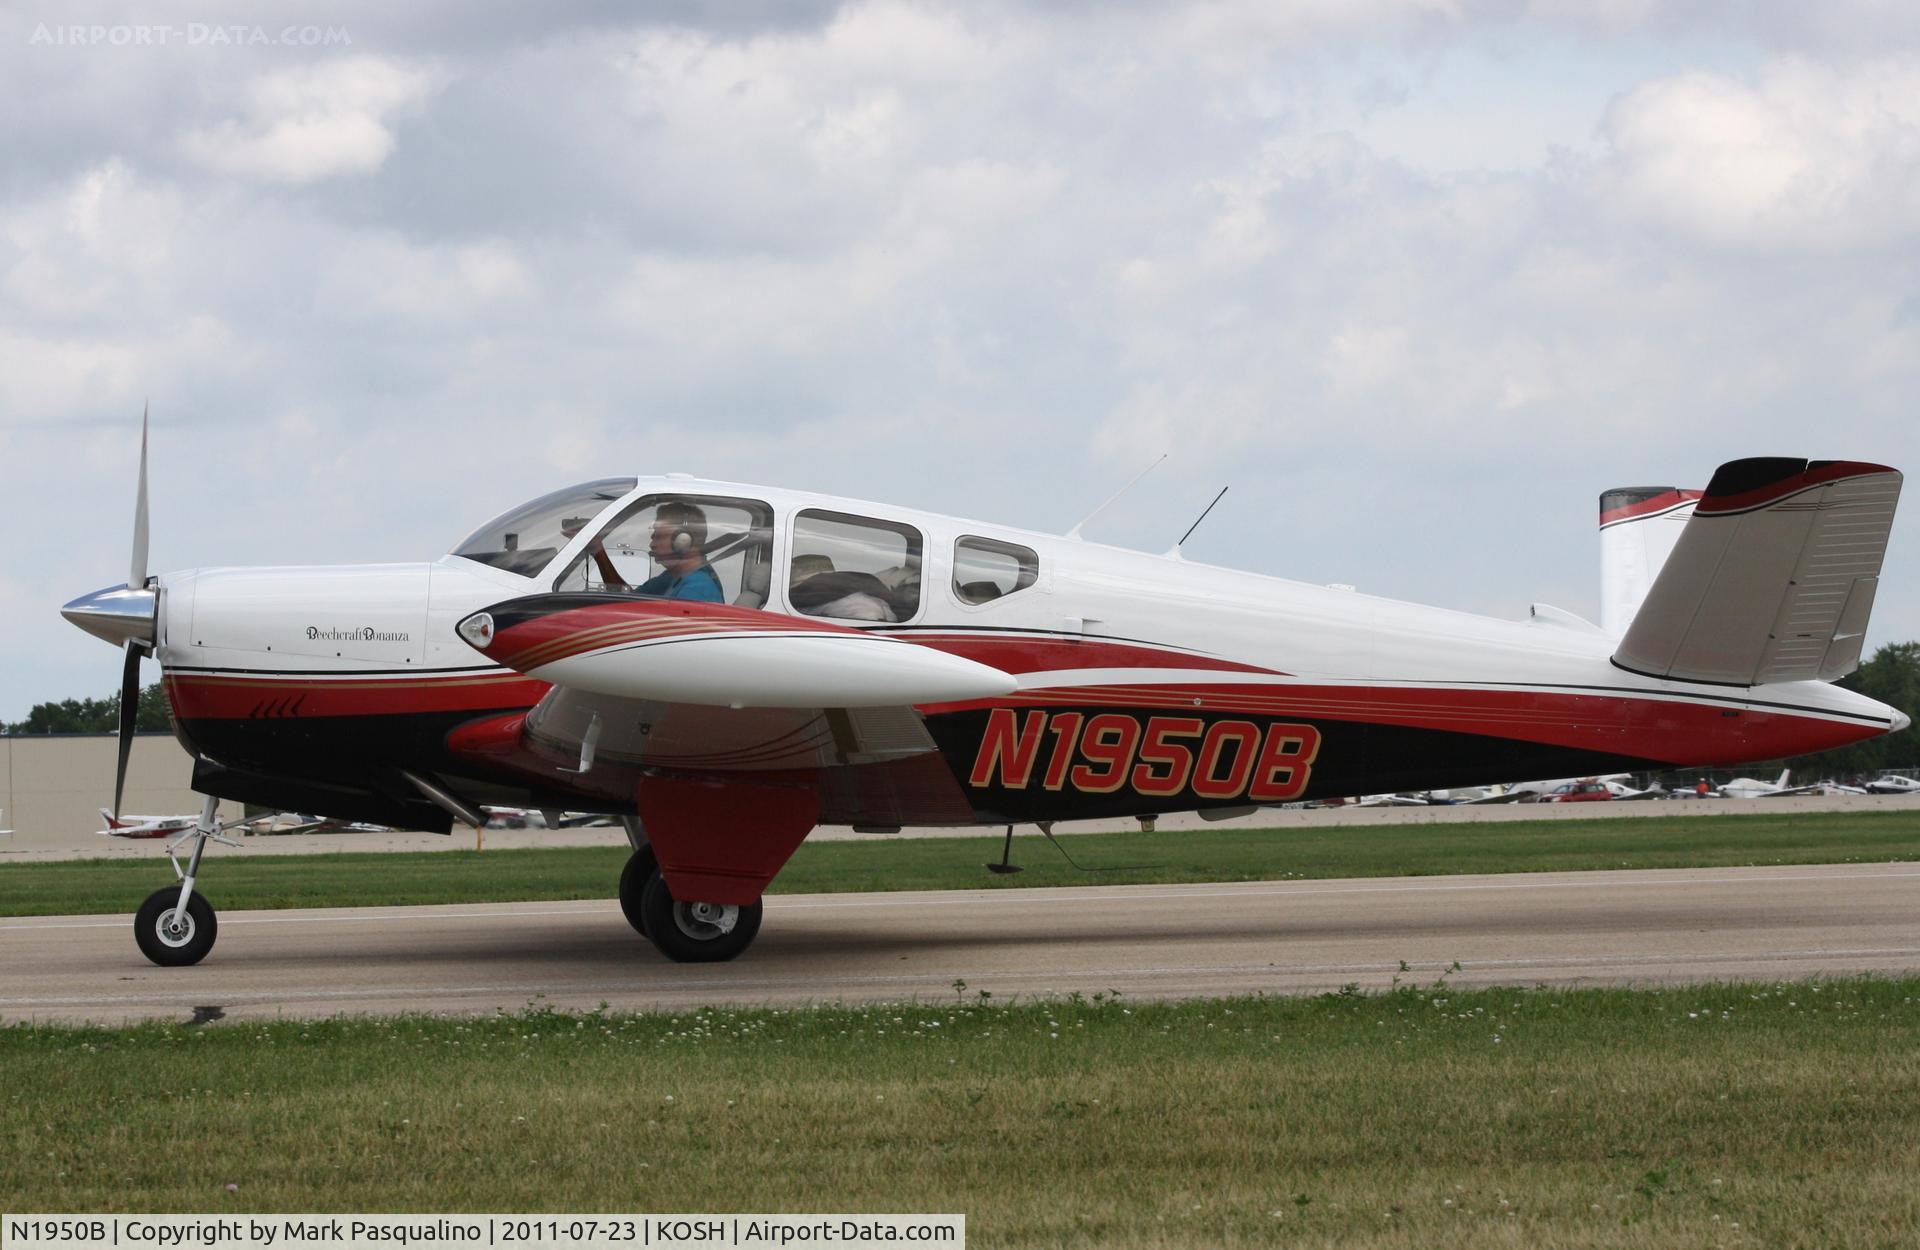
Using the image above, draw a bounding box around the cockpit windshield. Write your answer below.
[450,478,637,576]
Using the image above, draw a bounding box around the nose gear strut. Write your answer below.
[134,794,245,967]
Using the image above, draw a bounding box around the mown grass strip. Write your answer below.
[2,809,1917,918]
[4,979,1918,1247]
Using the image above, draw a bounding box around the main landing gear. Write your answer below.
[617,818,762,963]
[134,796,242,967]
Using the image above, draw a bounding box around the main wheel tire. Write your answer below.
[618,846,660,937]
[638,868,762,963]
[134,887,218,967]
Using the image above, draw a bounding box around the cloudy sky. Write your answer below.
[4,0,1917,719]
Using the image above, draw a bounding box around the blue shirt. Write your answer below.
[637,563,724,602]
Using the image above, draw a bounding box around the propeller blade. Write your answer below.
[113,639,142,820]
[129,402,149,591]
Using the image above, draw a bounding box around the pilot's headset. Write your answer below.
[659,504,705,557]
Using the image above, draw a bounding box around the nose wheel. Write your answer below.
[135,888,217,966]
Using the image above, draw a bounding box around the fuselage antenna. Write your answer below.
[1166,486,1229,559]
[1065,453,1167,541]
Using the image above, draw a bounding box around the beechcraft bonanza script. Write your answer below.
[62,419,1910,966]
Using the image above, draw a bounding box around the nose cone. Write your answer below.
[62,584,157,648]
[1896,708,1913,735]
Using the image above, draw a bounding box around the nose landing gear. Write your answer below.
[133,795,242,968]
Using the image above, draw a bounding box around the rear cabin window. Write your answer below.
[789,510,922,622]
[953,536,1039,604]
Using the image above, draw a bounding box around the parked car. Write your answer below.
[1541,779,1615,803]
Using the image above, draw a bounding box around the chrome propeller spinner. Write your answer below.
[58,404,156,819]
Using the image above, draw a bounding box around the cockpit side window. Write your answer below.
[789,509,923,622]
[451,478,637,577]
[953,536,1039,605]
[553,494,776,607]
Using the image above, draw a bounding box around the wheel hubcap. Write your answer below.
[156,909,195,947]
[673,900,739,940]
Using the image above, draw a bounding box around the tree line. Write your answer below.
[4,682,173,734]
[1777,640,1920,778]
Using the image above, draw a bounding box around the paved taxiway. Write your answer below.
[4,862,1919,1023]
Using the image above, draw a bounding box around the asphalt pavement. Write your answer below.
[5,862,1918,1023]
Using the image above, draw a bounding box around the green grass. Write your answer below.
[3,810,1918,918]
[4,980,1919,1247]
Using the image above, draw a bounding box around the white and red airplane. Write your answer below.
[62,423,1909,967]
[1715,769,1818,800]
[97,807,201,839]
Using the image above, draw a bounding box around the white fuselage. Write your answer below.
[152,475,1895,739]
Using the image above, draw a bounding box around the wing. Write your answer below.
[1613,459,1902,686]
[460,593,1014,708]
[447,594,1006,827]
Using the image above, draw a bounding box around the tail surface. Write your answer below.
[1598,487,1701,636]
[1612,459,1902,686]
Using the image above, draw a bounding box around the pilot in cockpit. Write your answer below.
[634,502,724,602]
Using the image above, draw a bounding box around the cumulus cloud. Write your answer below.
[1599,57,1920,249]
[316,237,536,321]
[179,56,439,184]
[0,160,185,319]
[3,0,1919,717]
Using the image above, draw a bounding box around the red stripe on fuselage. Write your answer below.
[165,670,550,720]
[164,665,1881,768]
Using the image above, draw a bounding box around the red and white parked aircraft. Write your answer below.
[63,423,1909,967]
[97,808,200,839]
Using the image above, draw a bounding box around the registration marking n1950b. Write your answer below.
[967,708,1321,801]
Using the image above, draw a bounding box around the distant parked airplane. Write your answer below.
[98,808,200,839]
[1716,770,1824,800]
